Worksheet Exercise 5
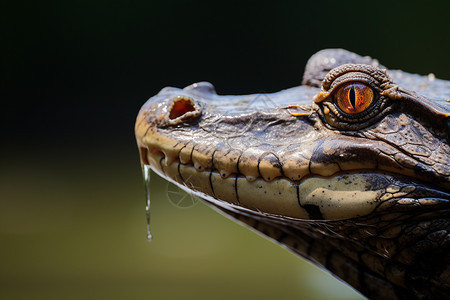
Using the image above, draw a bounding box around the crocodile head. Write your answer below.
[135,49,450,300]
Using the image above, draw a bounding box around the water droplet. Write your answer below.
[142,164,153,241]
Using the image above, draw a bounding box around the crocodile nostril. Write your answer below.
[165,96,202,125]
[169,97,196,119]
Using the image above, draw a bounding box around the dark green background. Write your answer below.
[2,1,449,299]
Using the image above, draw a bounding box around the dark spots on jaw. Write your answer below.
[303,204,323,220]
[341,177,353,185]
[296,185,323,220]
[268,155,282,169]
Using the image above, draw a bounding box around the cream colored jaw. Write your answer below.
[145,151,389,220]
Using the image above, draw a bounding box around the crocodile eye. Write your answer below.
[335,82,374,114]
[313,64,397,130]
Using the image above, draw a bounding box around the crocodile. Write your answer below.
[135,49,450,300]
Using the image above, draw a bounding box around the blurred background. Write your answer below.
[2,1,449,299]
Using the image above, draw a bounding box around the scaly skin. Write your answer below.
[135,49,450,299]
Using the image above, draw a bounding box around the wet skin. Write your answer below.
[135,49,450,300]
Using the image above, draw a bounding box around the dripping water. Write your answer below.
[142,164,153,241]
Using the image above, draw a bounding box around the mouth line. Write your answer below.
[141,147,449,221]
[140,146,449,190]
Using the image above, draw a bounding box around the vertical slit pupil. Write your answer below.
[349,86,356,109]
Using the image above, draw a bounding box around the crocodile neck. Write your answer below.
[135,49,450,300]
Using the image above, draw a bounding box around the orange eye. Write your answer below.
[335,82,374,114]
